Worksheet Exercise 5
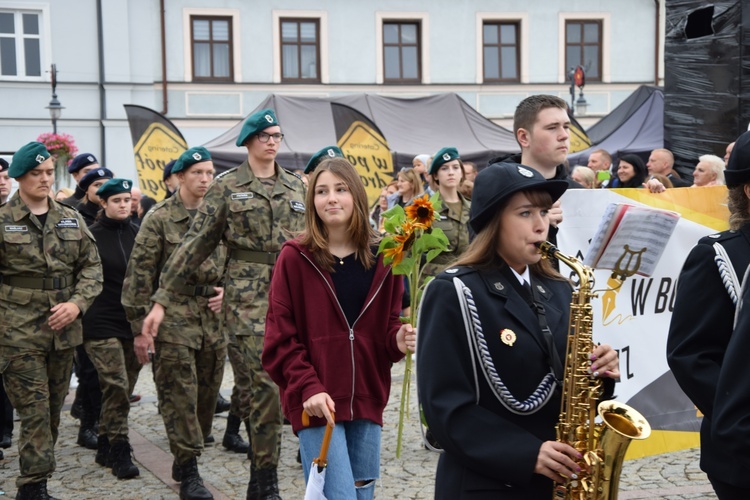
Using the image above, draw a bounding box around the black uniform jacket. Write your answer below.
[417,265,573,499]
[667,223,750,488]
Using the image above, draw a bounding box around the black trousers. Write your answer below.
[0,375,13,438]
[709,475,750,500]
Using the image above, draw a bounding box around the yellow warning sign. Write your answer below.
[337,122,394,205]
[133,123,187,200]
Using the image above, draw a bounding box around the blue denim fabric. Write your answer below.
[298,419,381,500]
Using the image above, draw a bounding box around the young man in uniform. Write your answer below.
[0,158,10,204]
[61,152,100,206]
[123,146,227,500]
[144,109,306,500]
[0,142,103,499]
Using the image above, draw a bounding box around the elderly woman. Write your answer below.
[692,154,725,187]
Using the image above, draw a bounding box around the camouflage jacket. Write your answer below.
[156,161,306,336]
[121,190,227,350]
[422,192,471,278]
[0,192,103,350]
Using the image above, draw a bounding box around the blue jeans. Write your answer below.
[298,419,381,500]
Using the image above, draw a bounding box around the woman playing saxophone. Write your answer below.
[417,161,620,498]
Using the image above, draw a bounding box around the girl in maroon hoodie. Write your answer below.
[262,157,415,499]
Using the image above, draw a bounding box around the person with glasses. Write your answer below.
[144,109,306,500]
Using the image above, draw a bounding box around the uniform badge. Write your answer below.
[290,200,305,213]
[55,218,80,228]
[440,215,447,220]
[500,329,517,346]
[517,166,534,178]
[123,180,130,189]
[327,149,336,157]
[442,153,451,161]
[536,285,545,294]
[264,114,274,123]
[4,225,28,232]
[87,155,95,162]
[708,233,720,239]
[35,154,45,163]
[192,152,202,161]
[231,192,254,200]
[494,282,504,291]
[445,268,458,274]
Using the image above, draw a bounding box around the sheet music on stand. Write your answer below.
[583,203,680,277]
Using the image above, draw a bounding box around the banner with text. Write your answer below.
[124,104,187,201]
[558,186,729,458]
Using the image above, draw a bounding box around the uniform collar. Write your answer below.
[170,190,191,223]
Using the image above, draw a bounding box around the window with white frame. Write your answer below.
[190,15,233,81]
[0,9,42,78]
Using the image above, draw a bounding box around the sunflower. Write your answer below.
[405,194,435,229]
[381,225,415,266]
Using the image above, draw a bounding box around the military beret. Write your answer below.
[429,147,460,175]
[163,159,177,181]
[8,142,51,179]
[469,161,568,234]
[305,146,344,174]
[725,130,750,188]
[0,158,8,172]
[68,153,98,173]
[173,146,212,174]
[79,167,114,192]
[96,178,133,200]
[236,108,279,147]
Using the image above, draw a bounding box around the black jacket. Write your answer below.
[667,223,750,488]
[77,200,101,227]
[83,215,139,340]
[418,265,613,498]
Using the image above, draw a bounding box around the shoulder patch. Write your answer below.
[215,167,238,180]
[438,266,474,279]
[700,230,737,244]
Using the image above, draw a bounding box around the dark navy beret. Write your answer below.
[68,153,98,173]
[429,147,460,175]
[163,159,177,181]
[8,142,51,178]
[726,130,750,188]
[173,147,212,174]
[469,162,568,234]
[96,178,133,200]
[79,167,114,192]
[305,146,344,174]
[236,109,279,147]
[0,158,8,172]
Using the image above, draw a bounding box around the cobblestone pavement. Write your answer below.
[0,360,717,499]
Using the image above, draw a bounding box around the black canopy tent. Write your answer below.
[567,86,664,167]
[202,93,520,172]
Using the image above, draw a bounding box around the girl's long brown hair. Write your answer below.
[298,157,378,272]
[452,189,566,281]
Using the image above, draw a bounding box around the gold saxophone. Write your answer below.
[537,241,651,500]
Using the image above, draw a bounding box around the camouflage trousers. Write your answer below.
[0,345,74,487]
[153,341,226,465]
[84,338,141,443]
[227,335,282,469]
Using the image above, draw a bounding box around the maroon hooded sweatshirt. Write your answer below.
[262,238,405,434]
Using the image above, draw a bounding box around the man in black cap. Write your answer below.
[668,130,750,500]
[61,153,101,206]
[0,158,10,204]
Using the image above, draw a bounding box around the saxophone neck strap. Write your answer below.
[529,278,565,383]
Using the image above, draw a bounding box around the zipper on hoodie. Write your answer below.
[300,251,389,419]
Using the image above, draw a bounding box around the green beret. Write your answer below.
[173,146,212,174]
[305,146,344,174]
[429,147,460,175]
[236,109,279,147]
[9,142,51,178]
[96,178,133,200]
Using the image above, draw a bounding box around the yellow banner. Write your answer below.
[337,121,394,205]
[132,123,187,200]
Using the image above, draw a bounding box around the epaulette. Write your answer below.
[700,229,739,244]
[283,167,303,181]
[437,265,475,279]
[215,167,238,180]
[55,200,80,212]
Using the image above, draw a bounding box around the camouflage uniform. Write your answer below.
[422,193,471,278]
[0,192,102,487]
[122,190,227,465]
[156,161,306,470]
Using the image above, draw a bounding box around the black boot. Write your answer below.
[222,414,249,453]
[70,388,83,420]
[214,393,230,414]
[108,439,140,479]
[95,434,110,466]
[178,457,213,500]
[245,420,259,500]
[172,460,182,482]
[15,480,58,500]
[76,406,98,450]
[256,468,282,500]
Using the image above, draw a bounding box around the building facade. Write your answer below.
[0,0,662,183]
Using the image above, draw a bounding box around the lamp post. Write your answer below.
[45,64,64,134]
[568,65,589,117]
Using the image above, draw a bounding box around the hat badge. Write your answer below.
[517,166,534,178]
[87,155,94,162]
[192,152,202,161]
[98,170,105,176]
[264,114,273,123]
[327,149,336,157]
[442,153,451,161]
[35,154,45,164]
[123,180,130,189]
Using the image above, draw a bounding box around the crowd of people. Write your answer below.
[1,91,749,500]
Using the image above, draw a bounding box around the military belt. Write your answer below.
[0,274,76,290]
[230,249,279,265]
[178,284,218,297]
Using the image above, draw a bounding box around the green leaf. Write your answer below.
[426,248,444,263]
[392,256,415,275]
[429,192,444,213]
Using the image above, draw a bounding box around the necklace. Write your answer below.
[339,257,344,265]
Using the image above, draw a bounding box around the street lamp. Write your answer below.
[45,64,64,133]
[568,65,588,117]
